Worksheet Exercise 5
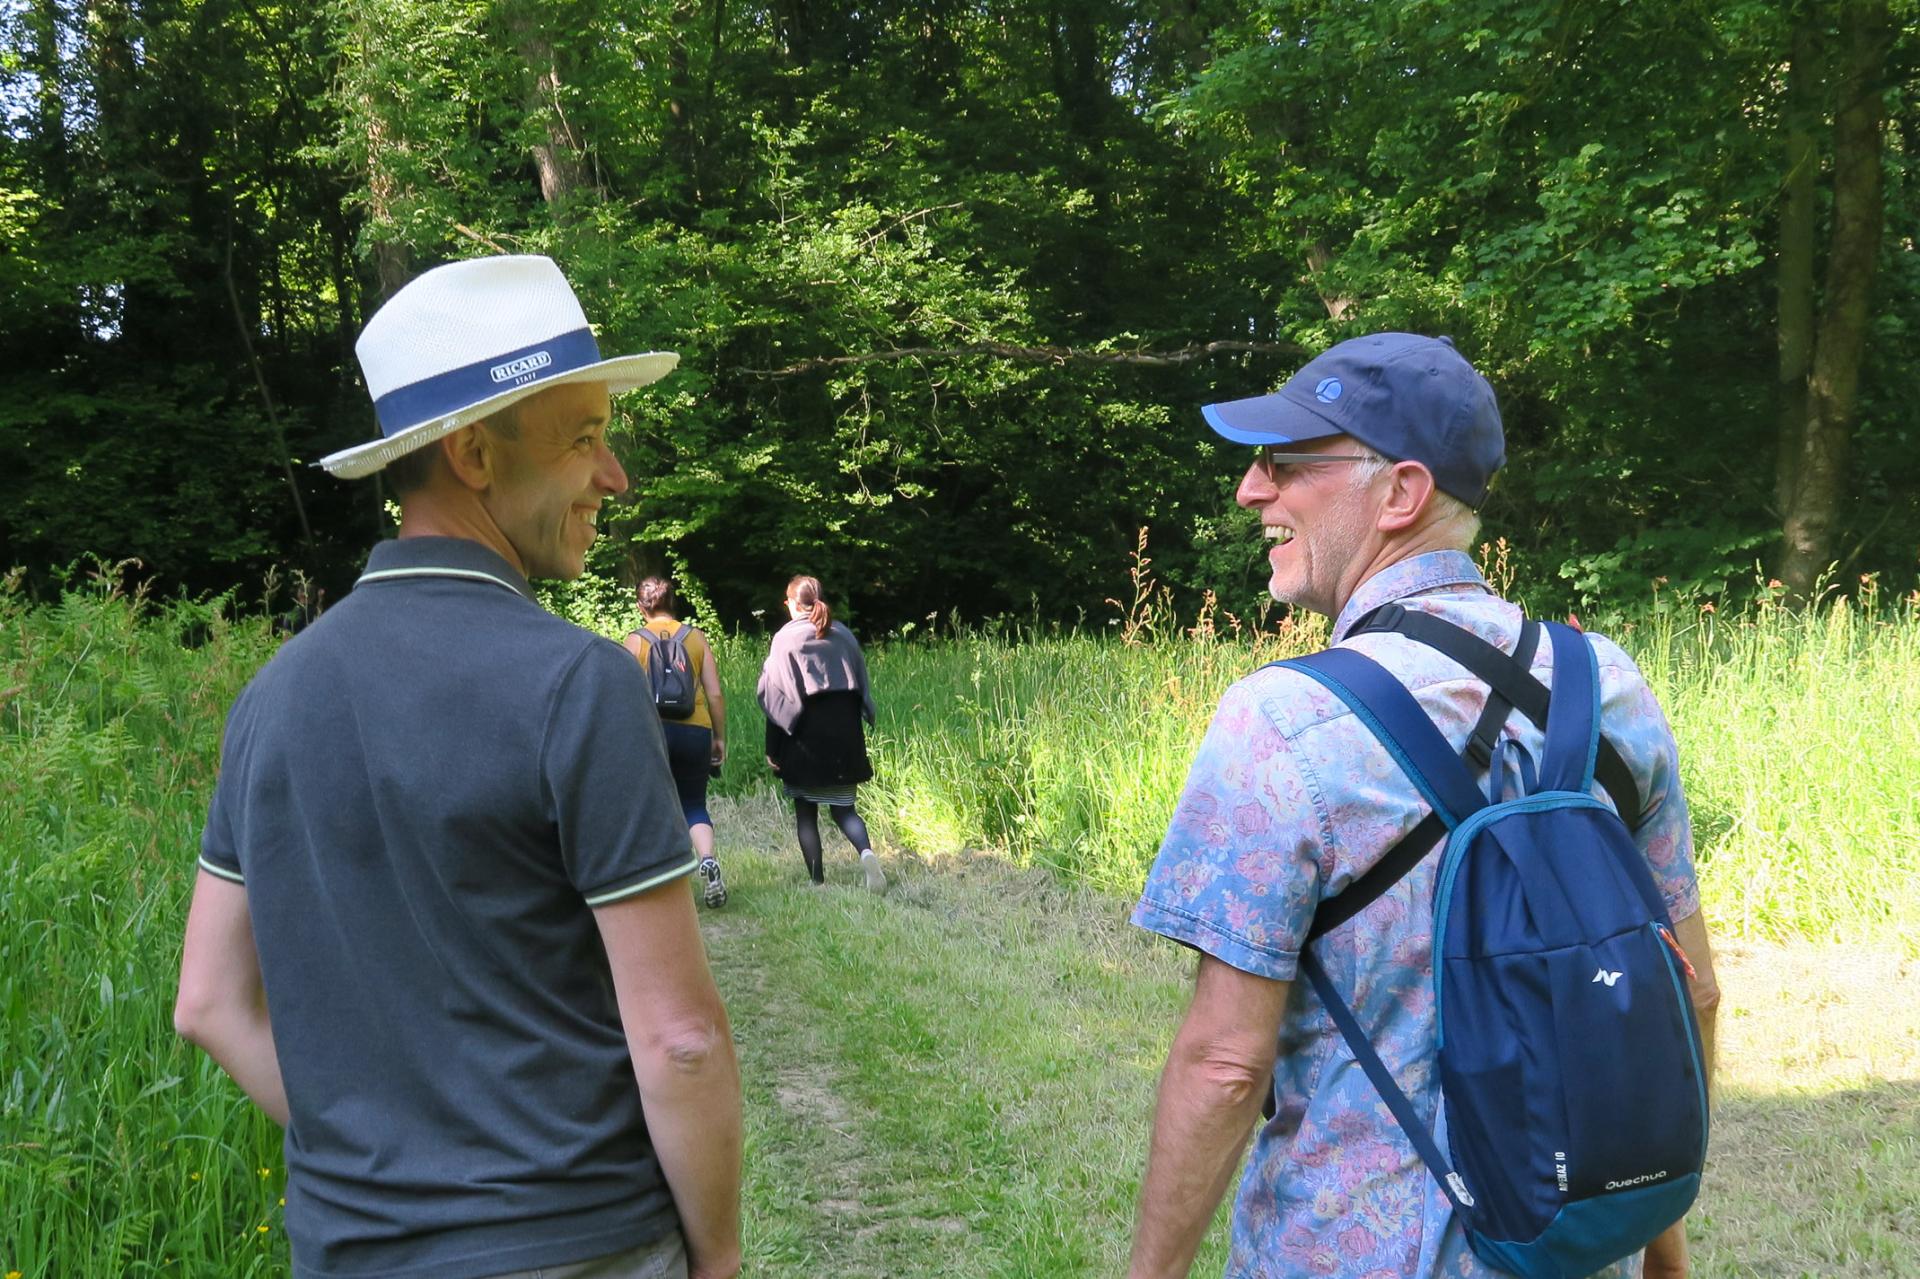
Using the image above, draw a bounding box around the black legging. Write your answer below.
[793,800,872,883]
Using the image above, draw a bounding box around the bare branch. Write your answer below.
[742,339,1307,377]
[452,222,515,253]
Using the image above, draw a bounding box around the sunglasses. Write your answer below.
[1255,446,1376,479]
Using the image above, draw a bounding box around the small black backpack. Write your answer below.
[633,624,698,720]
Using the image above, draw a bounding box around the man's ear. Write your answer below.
[440,424,494,493]
[1376,461,1437,533]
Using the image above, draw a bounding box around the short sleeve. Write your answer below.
[542,640,696,904]
[198,694,250,885]
[1594,641,1701,922]
[1131,676,1326,980]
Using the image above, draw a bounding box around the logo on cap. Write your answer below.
[491,350,553,384]
[1315,377,1343,404]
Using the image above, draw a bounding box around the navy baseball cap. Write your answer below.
[1201,332,1505,507]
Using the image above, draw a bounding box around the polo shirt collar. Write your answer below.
[355,536,536,602]
[1332,549,1489,643]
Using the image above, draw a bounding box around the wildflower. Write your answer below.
[259,1167,271,1178]
[1700,602,1715,614]
[9,1269,23,1278]
[258,1224,270,1234]
[189,1172,200,1181]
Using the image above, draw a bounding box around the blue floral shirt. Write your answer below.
[1133,552,1700,1279]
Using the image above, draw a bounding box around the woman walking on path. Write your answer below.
[624,576,730,908]
[757,575,885,892]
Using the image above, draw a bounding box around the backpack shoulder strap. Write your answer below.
[1298,947,1476,1215]
[1536,621,1601,793]
[1300,624,1543,944]
[1353,605,1643,826]
[672,623,691,642]
[1288,639,1499,944]
[1463,619,1539,770]
[1281,647,1488,829]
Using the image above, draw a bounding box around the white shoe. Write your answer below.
[699,857,728,908]
[860,850,886,894]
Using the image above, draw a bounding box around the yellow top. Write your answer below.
[633,616,715,732]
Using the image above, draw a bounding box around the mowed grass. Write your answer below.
[702,793,1230,1278]
[2,571,1917,1274]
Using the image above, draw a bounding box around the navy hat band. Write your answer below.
[372,326,601,436]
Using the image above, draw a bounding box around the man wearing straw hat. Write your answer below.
[174,256,741,1279]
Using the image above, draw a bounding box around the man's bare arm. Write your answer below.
[174,870,290,1126]
[594,881,742,1279]
[1127,955,1291,1279]
[1642,908,1720,1279]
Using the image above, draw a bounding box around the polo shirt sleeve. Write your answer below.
[1131,675,1325,981]
[197,692,250,886]
[543,639,696,905]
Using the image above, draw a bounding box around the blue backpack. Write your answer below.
[1275,610,1709,1279]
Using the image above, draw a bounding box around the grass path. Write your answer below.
[702,793,1920,1278]
[705,792,1229,1277]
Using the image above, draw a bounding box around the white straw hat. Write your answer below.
[320,255,678,478]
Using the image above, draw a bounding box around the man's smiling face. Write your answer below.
[1235,436,1383,618]
[481,380,626,581]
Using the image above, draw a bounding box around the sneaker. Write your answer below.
[699,857,728,908]
[860,850,886,895]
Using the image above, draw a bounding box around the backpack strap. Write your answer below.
[1300,623,1537,943]
[1284,648,1489,829]
[1536,621,1601,793]
[1297,947,1478,1217]
[1353,605,1643,827]
[1463,620,1538,771]
[1263,647,1490,1218]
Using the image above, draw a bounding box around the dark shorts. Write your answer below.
[659,720,712,828]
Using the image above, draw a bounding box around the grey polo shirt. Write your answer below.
[200,536,695,1278]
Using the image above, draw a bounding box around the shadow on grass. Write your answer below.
[1696,1079,1920,1278]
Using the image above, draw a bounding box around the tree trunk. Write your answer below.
[1773,18,1817,520]
[1777,0,1891,600]
[26,0,68,197]
[1306,242,1355,322]
[508,5,593,214]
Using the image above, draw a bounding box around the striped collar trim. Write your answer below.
[354,564,534,601]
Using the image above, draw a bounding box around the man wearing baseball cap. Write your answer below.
[174,256,742,1279]
[1123,334,1718,1278]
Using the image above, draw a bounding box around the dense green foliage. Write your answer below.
[2,1,1916,625]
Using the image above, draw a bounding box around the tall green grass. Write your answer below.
[831,590,1920,946]
[1636,588,1920,944]
[4,565,1915,1274]
[1,568,286,1274]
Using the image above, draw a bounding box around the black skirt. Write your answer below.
[765,690,874,789]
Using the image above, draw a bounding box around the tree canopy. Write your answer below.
[2,0,1915,627]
